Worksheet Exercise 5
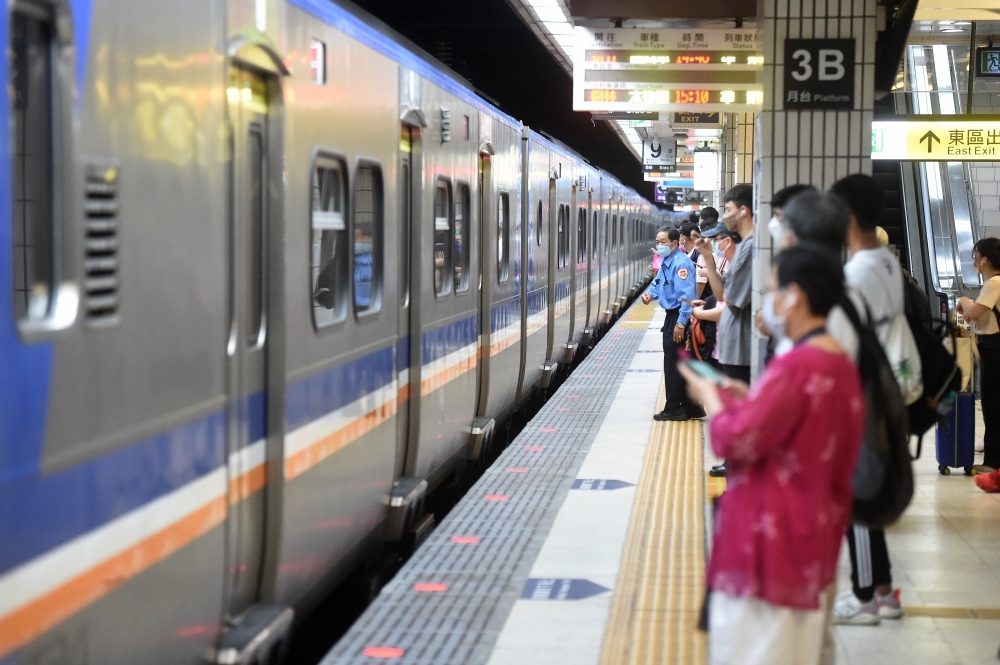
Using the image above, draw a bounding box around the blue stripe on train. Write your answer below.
[0,412,226,576]
[491,296,520,334]
[421,314,478,364]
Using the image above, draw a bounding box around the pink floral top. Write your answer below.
[708,344,864,610]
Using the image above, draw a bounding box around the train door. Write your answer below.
[224,64,281,618]
[476,151,492,415]
[397,124,416,476]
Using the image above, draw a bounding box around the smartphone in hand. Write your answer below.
[680,359,727,386]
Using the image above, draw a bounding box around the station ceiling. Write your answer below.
[350,0,656,198]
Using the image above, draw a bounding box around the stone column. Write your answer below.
[751,0,877,374]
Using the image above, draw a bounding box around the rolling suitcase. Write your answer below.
[935,391,975,475]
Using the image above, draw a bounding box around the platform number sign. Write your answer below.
[642,139,676,168]
[783,39,855,110]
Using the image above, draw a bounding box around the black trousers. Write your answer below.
[979,334,1000,469]
[720,364,751,383]
[846,525,892,602]
[662,308,697,412]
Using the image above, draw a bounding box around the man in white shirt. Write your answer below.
[828,174,906,626]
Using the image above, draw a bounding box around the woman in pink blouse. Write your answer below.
[681,244,865,665]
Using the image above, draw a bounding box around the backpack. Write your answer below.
[840,296,914,528]
[902,270,962,444]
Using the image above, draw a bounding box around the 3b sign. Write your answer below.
[783,39,855,110]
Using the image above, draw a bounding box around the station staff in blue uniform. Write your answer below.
[642,227,705,421]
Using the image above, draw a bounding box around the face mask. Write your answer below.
[655,244,672,258]
[762,290,797,339]
[767,216,786,246]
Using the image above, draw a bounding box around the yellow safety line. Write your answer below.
[904,606,1000,619]
[599,381,707,665]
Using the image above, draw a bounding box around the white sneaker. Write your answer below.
[832,591,881,625]
[875,589,904,619]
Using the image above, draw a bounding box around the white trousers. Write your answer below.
[709,592,826,665]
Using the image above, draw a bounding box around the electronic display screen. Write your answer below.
[584,89,761,105]
[585,50,763,66]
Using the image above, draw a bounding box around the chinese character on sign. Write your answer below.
[594,32,604,41]
[969,130,984,145]
[734,34,743,43]
[950,130,964,145]
[989,130,1000,145]
[720,90,736,104]
[725,33,733,42]
[747,90,763,105]
[655,90,670,103]
[695,33,704,41]
[787,91,798,102]
[683,33,692,41]
[800,91,811,102]
[651,33,660,42]
[641,33,649,41]
[607,32,615,42]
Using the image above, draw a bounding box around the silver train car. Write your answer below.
[0,0,662,663]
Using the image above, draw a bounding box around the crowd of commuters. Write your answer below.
[639,172,994,664]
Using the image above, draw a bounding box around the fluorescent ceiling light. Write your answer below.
[544,21,573,35]
[532,6,567,22]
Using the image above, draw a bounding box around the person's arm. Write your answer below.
[694,237,725,302]
[708,364,806,464]
[642,275,660,305]
[694,302,724,322]
[677,269,697,325]
[725,247,752,310]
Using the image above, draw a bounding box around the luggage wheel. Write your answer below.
[939,465,950,475]
[965,466,974,476]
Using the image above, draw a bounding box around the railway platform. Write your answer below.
[320,301,1000,665]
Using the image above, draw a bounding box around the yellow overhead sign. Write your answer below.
[872,117,1000,161]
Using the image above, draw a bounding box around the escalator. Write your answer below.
[871,44,983,320]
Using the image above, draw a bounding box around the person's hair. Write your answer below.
[680,222,699,239]
[770,184,816,210]
[656,225,671,235]
[782,190,849,253]
[723,184,753,211]
[700,206,719,224]
[830,174,884,231]
[775,243,845,317]
[666,227,681,243]
[975,237,1000,270]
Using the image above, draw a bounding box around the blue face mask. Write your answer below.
[655,244,673,258]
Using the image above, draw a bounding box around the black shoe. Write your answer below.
[709,463,728,477]
[687,407,707,420]
[653,407,689,421]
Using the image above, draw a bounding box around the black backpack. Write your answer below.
[840,296,914,528]
[901,270,962,443]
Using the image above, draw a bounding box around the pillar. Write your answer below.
[751,0,877,375]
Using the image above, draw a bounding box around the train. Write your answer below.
[0,0,663,663]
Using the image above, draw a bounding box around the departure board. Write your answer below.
[573,28,765,113]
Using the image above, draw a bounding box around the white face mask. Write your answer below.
[767,216,786,246]
[762,290,797,339]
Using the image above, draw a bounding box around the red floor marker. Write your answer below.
[414,582,448,592]
[451,536,481,544]
[507,468,527,473]
[524,446,544,451]
[484,494,509,501]
[556,407,570,411]
[363,647,404,659]
[592,363,602,366]
[539,427,558,432]
[565,395,579,399]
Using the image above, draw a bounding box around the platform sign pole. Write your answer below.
[572,27,765,113]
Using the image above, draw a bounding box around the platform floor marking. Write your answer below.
[599,387,707,665]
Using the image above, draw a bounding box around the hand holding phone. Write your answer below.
[680,359,727,386]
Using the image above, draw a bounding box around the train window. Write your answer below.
[11,4,55,323]
[462,115,470,141]
[497,191,510,283]
[577,207,586,264]
[556,204,567,269]
[311,154,348,328]
[434,179,453,297]
[536,199,543,246]
[619,217,625,251]
[604,214,609,256]
[611,214,617,253]
[455,182,471,292]
[353,163,382,314]
[592,211,598,259]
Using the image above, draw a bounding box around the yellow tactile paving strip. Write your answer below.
[599,383,707,665]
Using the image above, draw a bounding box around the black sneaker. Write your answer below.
[686,407,707,420]
[653,407,689,421]
[708,463,728,477]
